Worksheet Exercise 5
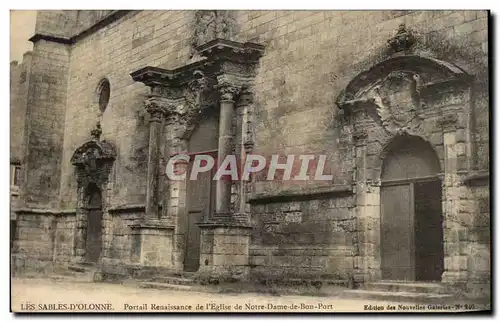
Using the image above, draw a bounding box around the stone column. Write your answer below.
[352,128,377,284]
[164,110,190,272]
[144,92,167,219]
[214,82,241,218]
[196,81,254,282]
[440,114,469,288]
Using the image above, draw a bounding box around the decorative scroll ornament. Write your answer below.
[364,71,424,135]
[387,23,416,53]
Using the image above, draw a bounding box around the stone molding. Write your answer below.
[29,11,133,45]
[15,208,77,215]
[248,184,354,204]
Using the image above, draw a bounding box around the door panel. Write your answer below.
[85,187,102,263]
[184,211,203,272]
[381,184,413,280]
[85,208,103,263]
[184,160,214,272]
[414,180,444,281]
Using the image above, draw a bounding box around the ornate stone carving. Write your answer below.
[437,114,459,131]
[387,23,416,53]
[352,129,368,144]
[144,94,169,122]
[217,82,242,101]
[191,10,235,55]
[71,126,117,189]
[90,122,102,141]
[368,71,424,135]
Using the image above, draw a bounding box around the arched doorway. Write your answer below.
[85,183,103,263]
[380,135,444,281]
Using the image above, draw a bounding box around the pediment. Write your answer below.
[71,140,117,166]
[336,55,471,108]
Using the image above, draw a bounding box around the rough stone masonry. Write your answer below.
[10,10,490,300]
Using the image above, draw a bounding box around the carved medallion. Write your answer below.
[368,71,424,135]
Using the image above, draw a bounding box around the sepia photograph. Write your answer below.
[8,6,492,315]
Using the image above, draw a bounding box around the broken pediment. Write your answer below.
[71,123,117,166]
[336,55,471,108]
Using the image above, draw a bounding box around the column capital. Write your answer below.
[217,81,242,102]
[144,94,170,122]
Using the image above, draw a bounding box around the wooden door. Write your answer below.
[414,180,444,281]
[184,162,213,272]
[85,186,103,263]
[381,184,414,280]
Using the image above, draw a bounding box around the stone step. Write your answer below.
[68,263,97,273]
[343,289,454,304]
[138,282,193,291]
[68,265,89,273]
[52,267,78,277]
[169,271,197,279]
[151,276,194,285]
[50,274,96,283]
[363,281,450,294]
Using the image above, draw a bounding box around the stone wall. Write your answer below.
[59,10,195,208]
[34,10,79,38]
[228,10,489,196]
[10,52,32,164]
[466,181,490,298]
[100,208,143,274]
[10,52,32,217]
[54,9,487,213]
[249,195,356,281]
[13,211,75,274]
[23,29,70,207]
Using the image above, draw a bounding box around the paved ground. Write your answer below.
[10,278,484,313]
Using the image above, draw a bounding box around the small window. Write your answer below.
[97,79,111,112]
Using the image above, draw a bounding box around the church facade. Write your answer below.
[11,10,490,297]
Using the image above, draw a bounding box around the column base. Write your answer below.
[129,220,175,268]
[197,215,252,283]
[442,270,468,291]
